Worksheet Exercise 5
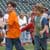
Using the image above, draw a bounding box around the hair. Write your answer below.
[35,3,44,13]
[0,10,3,17]
[7,1,16,8]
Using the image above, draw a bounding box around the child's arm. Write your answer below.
[40,18,48,35]
[40,25,48,35]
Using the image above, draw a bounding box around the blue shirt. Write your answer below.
[35,16,48,38]
[42,17,48,29]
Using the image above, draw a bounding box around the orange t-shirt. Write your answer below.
[7,11,21,38]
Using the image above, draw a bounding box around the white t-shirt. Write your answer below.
[0,17,5,27]
[28,17,31,24]
[18,16,27,29]
[3,14,9,23]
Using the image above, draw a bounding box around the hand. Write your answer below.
[40,31,43,36]
[4,34,7,38]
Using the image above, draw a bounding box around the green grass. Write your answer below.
[0,43,50,50]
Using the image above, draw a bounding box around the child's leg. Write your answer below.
[6,38,13,50]
[40,38,47,50]
[49,28,50,38]
[14,38,25,50]
[34,36,41,50]
[32,39,35,45]
[1,29,6,44]
[30,32,35,45]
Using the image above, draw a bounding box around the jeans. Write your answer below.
[6,38,25,50]
[20,31,31,43]
[34,36,47,50]
[20,31,27,43]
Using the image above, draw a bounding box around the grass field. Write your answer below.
[0,43,50,50]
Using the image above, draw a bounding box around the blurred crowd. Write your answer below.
[0,2,50,46]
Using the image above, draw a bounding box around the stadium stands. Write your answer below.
[0,0,50,14]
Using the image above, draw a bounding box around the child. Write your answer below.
[18,12,27,45]
[34,3,48,50]
[28,12,35,45]
[6,1,25,50]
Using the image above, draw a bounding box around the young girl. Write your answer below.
[34,3,48,50]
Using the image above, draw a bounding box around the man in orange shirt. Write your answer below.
[6,1,25,50]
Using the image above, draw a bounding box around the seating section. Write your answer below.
[0,0,50,14]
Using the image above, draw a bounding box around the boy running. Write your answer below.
[6,1,25,50]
